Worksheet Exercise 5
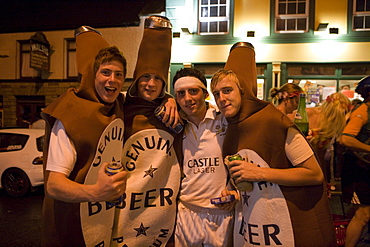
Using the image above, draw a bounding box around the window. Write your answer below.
[0,133,29,152]
[66,39,77,78]
[275,0,309,33]
[19,40,41,78]
[198,0,230,35]
[353,0,370,30]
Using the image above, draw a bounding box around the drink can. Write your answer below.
[154,105,184,134]
[105,162,124,206]
[228,154,253,192]
[105,161,124,176]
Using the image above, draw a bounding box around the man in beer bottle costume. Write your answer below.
[111,15,181,246]
[41,27,128,246]
[211,42,336,246]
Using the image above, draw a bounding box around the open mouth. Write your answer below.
[105,86,117,92]
[185,103,195,108]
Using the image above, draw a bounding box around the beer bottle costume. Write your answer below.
[223,43,336,246]
[41,27,124,246]
[110,16,181,246]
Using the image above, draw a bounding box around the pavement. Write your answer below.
[329,181,370,247]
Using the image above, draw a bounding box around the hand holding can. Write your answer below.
[105,162,125,206]
[225,154,253,192]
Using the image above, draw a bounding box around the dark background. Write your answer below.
[0,0,165,33]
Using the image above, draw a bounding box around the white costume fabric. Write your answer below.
[175,106,234,247]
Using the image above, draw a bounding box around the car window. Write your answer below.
[36,136,44,152]
[0,133,29,152]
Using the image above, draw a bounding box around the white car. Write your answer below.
[0,128,45,197]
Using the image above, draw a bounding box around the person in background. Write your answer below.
[172,67,236,247]
[340,76,370,247]
[111,15,182,247]
[307,92,351,189]
[41,26,128,246]
[211,42,336,247]
[342,85,351,91]
[269,83,304,116]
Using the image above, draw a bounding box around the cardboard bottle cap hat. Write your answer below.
[129,15,172,98]
[224,42,257,98]
[75,26,110,102]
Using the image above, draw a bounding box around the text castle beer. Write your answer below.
[105,162,124,206]
[294,93,309,136]
[228,154,253,192]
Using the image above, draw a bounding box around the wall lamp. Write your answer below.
[316,23,328,31]
[173,32,181,38]
[181,28,193,35]
[329,28,339,34]
[247,31,255,37]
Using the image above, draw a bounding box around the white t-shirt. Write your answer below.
[180,106,229,208]
[285,127,314,166]
[46,119,77,176]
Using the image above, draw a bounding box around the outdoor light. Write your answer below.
[316,23,328,31]
[247,31,255,37]
[329,28,339,34]
[181,28,192,34]
[173,32,180,38]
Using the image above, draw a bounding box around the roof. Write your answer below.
[0,0,165,34]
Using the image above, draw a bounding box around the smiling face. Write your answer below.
[175,83,208,124]
[94,60,124,104]
[137,73,164,101]
[212,76,242,118]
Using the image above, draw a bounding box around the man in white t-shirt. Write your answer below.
[41,28,129,246]
[172,67,237,247]
[210,42,336,247]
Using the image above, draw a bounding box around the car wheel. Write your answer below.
[1,168,31,197]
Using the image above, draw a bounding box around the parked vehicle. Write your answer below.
[0,128,44,197]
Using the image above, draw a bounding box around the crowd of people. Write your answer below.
[40,15,370,247]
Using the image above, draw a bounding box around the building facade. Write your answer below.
[0,0,369,127]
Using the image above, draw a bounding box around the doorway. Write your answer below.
[16,96,45,127]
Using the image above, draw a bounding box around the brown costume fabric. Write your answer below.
[112,16,181,247]
[125,15,174,139]
[223,44,336,246]
[128,17,172,99]
[41,29,124,247]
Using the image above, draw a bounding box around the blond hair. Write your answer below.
[311,92,350,145]
[211,69,242,93]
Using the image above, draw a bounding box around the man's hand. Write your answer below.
[93,162,128,202]
[214,189,239,211]
[162,97,183,128]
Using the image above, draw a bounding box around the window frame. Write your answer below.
[18,40,41,79]
[198,0,230,35]
[275,0,309,33]
[66,38,78,79]
[352,0,370,31]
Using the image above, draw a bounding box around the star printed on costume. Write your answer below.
[143,165,158,178]
[242,192,251,206]
[134,223,150,237]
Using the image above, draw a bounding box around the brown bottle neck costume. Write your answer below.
[41,29,124,247]
[223,44,336,246]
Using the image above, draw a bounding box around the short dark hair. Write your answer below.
[355,76,370,99]
[172,67,207,89]
[94,46,127,77]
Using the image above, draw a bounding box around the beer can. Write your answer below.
[105,162,124,206]
[154,105,184,134]
[228,154,253,192]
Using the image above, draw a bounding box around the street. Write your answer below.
[0,185,369,246]
[0,186,44,247]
